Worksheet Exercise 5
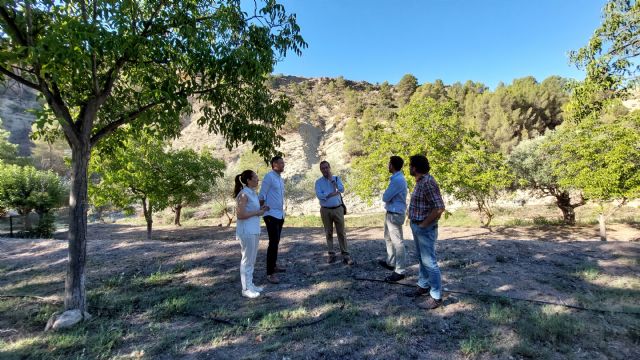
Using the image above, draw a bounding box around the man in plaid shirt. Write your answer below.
[406,154,445,310]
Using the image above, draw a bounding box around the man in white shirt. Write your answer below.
[259,156,286,284]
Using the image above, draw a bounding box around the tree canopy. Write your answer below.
[90,132,225,238]
[352,97,512,226]
[0,0,305,313]
[567,0,640,122]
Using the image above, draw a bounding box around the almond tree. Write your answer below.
[0,0,304,313]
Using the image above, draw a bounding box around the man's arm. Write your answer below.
[335,176,345,193]
[258,173,271,201]
[382,176,400,203]
[315,179,328,201]
[420,178,445,227]
[419,208,445,227]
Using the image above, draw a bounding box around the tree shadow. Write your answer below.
[1,223,639,359]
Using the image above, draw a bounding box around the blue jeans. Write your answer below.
[410,222,442,300]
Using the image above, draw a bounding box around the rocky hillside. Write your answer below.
[0,76,394,214]
[0,81,40,156]
[172,76,388,179]
[0,77,387,179]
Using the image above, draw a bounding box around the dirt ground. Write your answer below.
[1,223,639,359]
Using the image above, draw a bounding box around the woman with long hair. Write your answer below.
[234,170,269,298]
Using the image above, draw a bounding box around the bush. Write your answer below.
[33,212,56,238]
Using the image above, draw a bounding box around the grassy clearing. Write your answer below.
[2,273,639,359]
[2,223,639,359]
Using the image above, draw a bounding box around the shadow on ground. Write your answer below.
[1,223,639,359]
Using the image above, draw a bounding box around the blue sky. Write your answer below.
[272,0,607,89]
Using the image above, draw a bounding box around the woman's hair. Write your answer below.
[233,170,255,198]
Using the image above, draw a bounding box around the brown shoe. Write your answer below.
[377,259,394,271]
[417,296,443,310]
[326,253,337,263]
[384,272,406,282]
[404,285,430,298]
[266,274,280,284]
[342,255,355,266]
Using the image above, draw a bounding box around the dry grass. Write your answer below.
[0,223,639,359]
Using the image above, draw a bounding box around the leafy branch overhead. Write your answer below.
[0,0,305,312]
[0,0,306,157]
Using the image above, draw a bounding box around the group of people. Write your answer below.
[233,154,445,310]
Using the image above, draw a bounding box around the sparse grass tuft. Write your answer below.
[369,315,416,342]
[532,216,564,226]
[486,303,517,325]
[459,334,492,357]
[151,296,190,320]
[574,265,600,281]
[256,307,310,331]
[517,306,585,345]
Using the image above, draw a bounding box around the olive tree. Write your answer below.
[509,134,586,225]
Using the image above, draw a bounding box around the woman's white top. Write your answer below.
[236,187,261,236]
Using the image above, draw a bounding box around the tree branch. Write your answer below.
[90,100,164,145]
[0,65,39,90]
[0,6,27,46]
[37,79,81,147]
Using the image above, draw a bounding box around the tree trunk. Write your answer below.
[21,209,32,232]
[598,214,607,241]
[142,197,153,240]
[65,143,90,312]
[225,210,233,227]
[174,205,182,226]
[555,191,576,225]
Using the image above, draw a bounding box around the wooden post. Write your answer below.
[9,216,13,237]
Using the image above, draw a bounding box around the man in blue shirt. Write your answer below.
[379,156,408,282]
[315,160,354,265]
[259,156,286,284]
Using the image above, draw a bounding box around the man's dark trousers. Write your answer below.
[264,215,284,275]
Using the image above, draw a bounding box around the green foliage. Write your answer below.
[409,77,568,153]
[343,117,364,157]
[553,113,640,202]
[509,133,586,224]
[567,0,640,122]
[284,171,318,212]
[0,0,304,309]
[446,135,513,226]
[352,98,511,226]
[33,212,56,238]
[0,163,65,231]
[281,111,300,134]
[462,76,569,153]
[0,118,20,164]
[209,173,236,226]
[509,134,560,191]
[344,89,365,117]
[377,81,394,107]
[90,132,225,235]
[234,148,272,177]
[412,79,448,102]
[395,74,418,106]
[2,0,307,160]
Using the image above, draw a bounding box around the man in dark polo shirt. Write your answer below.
[406,154,445,310]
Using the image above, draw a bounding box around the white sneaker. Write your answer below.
[242,289,260,298]
[249,284,264,292]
